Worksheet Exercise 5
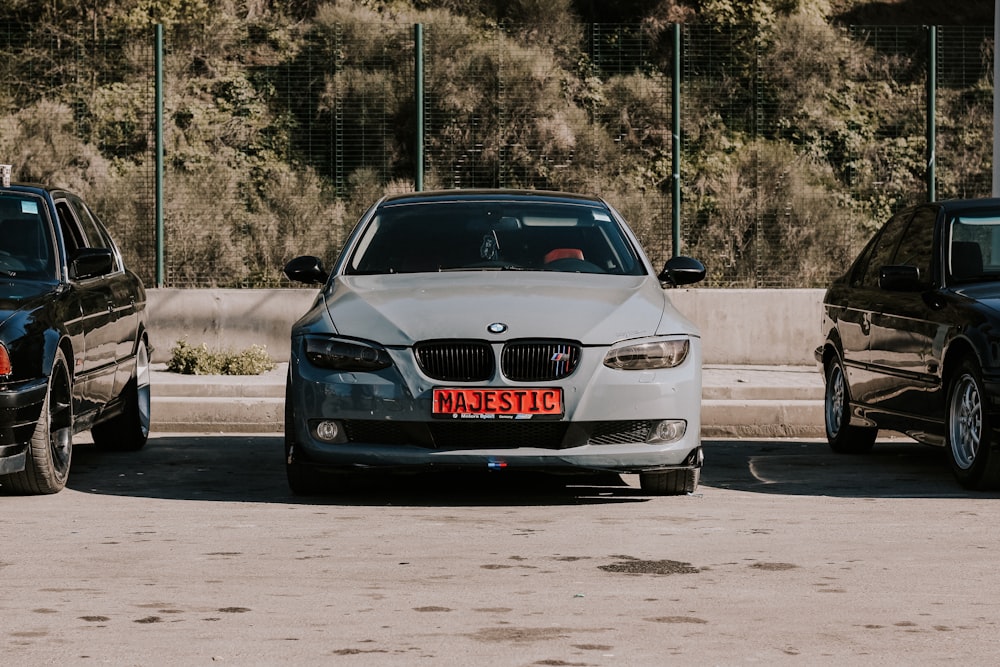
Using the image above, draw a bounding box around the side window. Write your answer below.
[55,201,85,256]
[858,210,913,289]
[68,197,111,252]
[892,206,936,287]
[55,196,122,277]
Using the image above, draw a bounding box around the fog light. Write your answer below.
[315,420,341,442]
[648,420,686,444]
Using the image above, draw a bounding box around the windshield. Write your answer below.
[0,193,56,280]
[949,214,1000,283]
[345,200,647,276]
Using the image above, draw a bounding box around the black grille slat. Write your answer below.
[430,422,569,449]
[588,420,652,445]
[340,420,654,449]
[501,341,580,381]
[341,420,570,449]
[415,340,494,381]
[414,339,580,383]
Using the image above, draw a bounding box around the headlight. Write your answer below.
[603,339,690,370]
[305,337,392,371]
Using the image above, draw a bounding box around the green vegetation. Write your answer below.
[166,340,276,375]
[0,1,992,287]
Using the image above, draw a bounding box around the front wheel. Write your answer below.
[824,357,876,453]
[639,467,699,495]
[947,358,1000,490]
[1,349,74,494]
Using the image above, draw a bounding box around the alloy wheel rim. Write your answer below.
[136,342,151,438]
[950,373,982,470]
[826,364,845,438]
[49,361,73,476]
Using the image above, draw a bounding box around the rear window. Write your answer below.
[949,214,1000,282]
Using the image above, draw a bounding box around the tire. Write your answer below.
[285,375,322,496]
[639,467,700,495]
[2,349,74,494]
[92,339,151,451]
[824,357,877,453]
[947,358,1000,490]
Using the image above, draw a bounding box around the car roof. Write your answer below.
[378,188,608,207]
[0,183,74,199]
[923,197,1000,214]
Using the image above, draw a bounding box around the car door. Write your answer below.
[867,204,944,427]
[54,196,119,413]
[65,195,140,396]
[835,209,915,406]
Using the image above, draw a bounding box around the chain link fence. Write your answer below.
[0,19,993,288]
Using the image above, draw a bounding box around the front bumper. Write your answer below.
[0,377,47,474]
[287,341,703,475]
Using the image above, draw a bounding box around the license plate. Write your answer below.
[432,388,563,419]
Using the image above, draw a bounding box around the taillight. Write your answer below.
[0,344,10,376]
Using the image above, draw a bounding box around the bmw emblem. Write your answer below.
[487,322,508,334]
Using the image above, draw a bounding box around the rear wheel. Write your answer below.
[825,357,876,453]
[947,358,1000,490]
[639,467,699,495]
[2,349,73,494]
[92,339,150,451]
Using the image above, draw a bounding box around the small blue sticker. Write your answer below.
[21,201,37,214]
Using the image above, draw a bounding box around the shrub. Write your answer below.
[166,340,275,375]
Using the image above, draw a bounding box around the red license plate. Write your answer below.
[432,388,563,418]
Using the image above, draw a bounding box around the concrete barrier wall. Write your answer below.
[669,288,825,366]
[146,287,826,366]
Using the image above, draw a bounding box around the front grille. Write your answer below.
[340,420,653,450]
[588,420,652,445]
[341,420,569,449]
[413,339,580,382]
[342,420,414,446]
[429,421,569,449]
[500,340,580,381]
[414,340,494,381]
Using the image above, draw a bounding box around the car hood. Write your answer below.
[322,272,697,345]
[952,283,1000,316]
[0,279,57,328]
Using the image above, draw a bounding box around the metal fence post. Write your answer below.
[155,23,164,287]
[927,25,936,203]
[671,23,681,257]
[414,23,424,192]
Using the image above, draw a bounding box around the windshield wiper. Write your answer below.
[441,264,526,272]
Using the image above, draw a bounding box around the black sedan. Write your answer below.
[818,197,1000,490]
[0,173,149,494]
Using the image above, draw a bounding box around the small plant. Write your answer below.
[166,340,276,375]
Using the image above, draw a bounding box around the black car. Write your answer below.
[0,171,150,494]
[817,197,1000,490]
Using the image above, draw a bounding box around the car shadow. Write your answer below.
[702,438,1000,498]
[66,434,653,507]
[65,434,996,505]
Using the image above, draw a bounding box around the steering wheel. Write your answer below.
[0,251,27,272]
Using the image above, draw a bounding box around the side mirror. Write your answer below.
[284,255,329,285]
[70,248,115,280]
[658,256,706,287]
[879,265,923,292]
